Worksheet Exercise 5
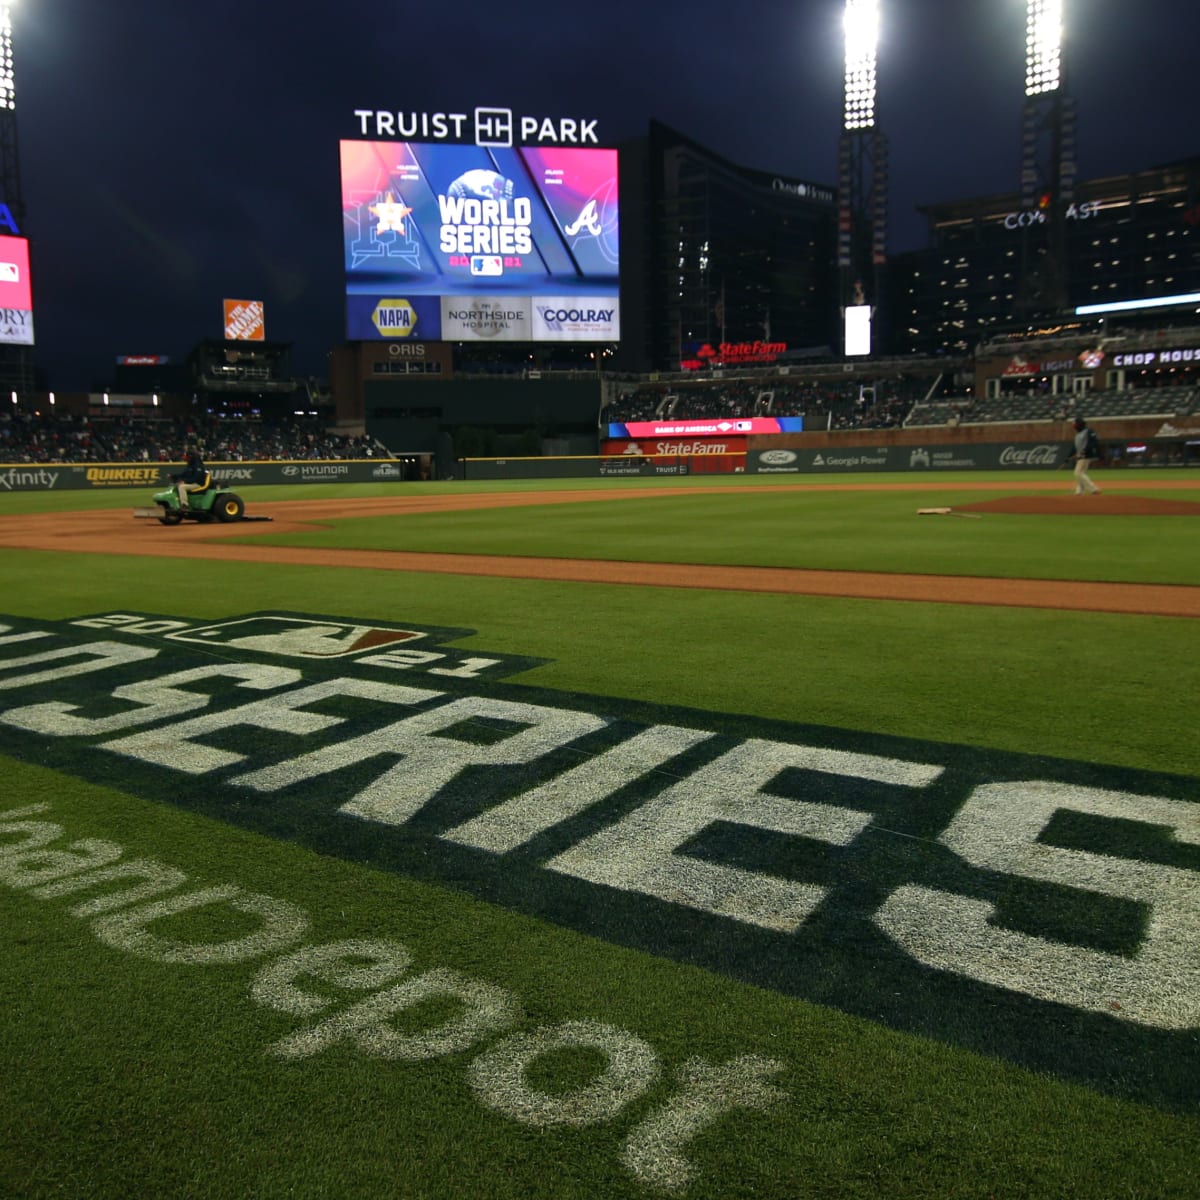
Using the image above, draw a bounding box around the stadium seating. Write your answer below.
[0,410,391,465]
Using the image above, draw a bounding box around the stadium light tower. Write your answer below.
[0,0,22,223]
[1017,0,1076,314]
[838,0,888,355]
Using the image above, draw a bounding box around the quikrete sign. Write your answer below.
[352,107,600,147]
[1,612,1196,1113]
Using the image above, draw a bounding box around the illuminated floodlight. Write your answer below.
[844,304,872,356]
[0,2,14,111]
[1075,292,1200,316]
[843,0,879,130]
[1025,0,1062,96]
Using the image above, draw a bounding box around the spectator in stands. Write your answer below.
[1068,417,1102,496]
[172,448,210,510]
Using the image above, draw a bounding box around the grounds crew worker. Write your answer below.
[173,449,210,510]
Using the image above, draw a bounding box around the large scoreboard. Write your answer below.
[341,139,619,344]
[0,233,34,346]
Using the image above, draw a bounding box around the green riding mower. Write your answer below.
[133,472,271,525]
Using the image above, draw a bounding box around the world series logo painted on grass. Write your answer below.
[0,611,1197,1110]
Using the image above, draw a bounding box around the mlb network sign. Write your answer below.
[353,107,600,147]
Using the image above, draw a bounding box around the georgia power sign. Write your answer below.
[1,611,1197,1113]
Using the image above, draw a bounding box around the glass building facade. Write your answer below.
[617,123,838,372]
[887,158,1200,357]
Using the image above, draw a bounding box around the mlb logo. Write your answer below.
[0,262,19,282]
[735,420,754,431]
[166,616,424,658]
[470,256,504,277]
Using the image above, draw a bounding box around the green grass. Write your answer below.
[1,474,1198,1199]
[229,483,1200,583]
[3,764,1196,1200]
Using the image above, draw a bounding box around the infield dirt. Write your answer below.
[2,479,1198,618]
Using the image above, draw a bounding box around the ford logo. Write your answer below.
[760,450,797,465]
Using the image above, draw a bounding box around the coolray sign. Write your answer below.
[352,108,600,147]
[531,299,619,341]
[0,610,1197,1110]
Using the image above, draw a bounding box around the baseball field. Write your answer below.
[1,469,1197,1199]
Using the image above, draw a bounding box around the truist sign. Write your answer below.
[353,108,600,148]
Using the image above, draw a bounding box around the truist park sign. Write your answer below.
[352,107,601,147]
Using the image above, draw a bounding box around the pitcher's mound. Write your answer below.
[958,495,1200,516]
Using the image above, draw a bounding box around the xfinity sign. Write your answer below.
[353,108,600,148]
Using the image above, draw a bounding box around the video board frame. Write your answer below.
[0,234,34,346]
[341,140,619,344]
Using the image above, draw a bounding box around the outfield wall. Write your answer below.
[467,431,1200,478]
[461,442,1069,479]
[3,415,1196,490]
[0,460,404,493]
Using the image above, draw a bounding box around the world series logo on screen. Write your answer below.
[341,139,619,344]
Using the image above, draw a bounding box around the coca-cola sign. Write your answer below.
[999,444,1061,467]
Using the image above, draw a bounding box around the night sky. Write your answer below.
[11,0,1196,391]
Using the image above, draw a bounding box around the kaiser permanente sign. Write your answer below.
[352,107,601,147]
